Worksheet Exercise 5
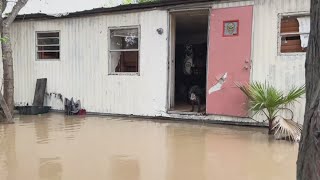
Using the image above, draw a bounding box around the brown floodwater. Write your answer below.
[0,113,298,180]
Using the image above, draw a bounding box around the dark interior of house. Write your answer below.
[115,51,139,72]
[173,10,209,113]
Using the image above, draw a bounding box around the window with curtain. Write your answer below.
[109,27,139,74]
[279,14,310,54]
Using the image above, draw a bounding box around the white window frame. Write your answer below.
[278,12,310,56]
[35,31,61,61]
[108,25,141,75]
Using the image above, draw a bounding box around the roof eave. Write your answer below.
[15,0,222,21]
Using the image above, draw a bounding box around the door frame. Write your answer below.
[167,12,176,110]
[167,8,211,112]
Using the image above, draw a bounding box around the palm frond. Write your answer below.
[238,82,304,118]
[237,82,285,120]
[282,85,306,106]
[272,116,302,142]
[237,81,304,141]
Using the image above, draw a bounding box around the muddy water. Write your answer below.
[0,113,297,180]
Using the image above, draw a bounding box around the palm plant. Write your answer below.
[236,82,305,136]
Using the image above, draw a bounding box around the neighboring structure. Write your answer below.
[9,0,309,124]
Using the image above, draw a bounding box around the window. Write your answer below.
[36,31,60,60]
[109,27,139,74]
[279,14,310,54]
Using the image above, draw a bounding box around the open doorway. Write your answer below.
[169,10,209,113]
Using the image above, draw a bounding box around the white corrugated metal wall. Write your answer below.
[10,10,169,116]
[251,0,310,124]
[212,0,254,8]
[9,0,310,124]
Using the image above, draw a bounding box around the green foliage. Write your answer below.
[237,82,305,121]
[0,37,8,43]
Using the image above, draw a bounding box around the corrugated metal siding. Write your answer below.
[9,0,310,124]
[251,0,310,124]
[212,0,254,8]
[10,10,169,116]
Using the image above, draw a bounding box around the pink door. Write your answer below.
[206,6,253,117]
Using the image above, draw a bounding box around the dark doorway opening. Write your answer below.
[171,10,209,113]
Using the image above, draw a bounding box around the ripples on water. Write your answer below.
[0,113,298,180]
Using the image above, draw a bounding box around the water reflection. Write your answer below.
[35,118,50,144]
[167,126,206,180]
[0,124,17,180]
[166,123,298,180]
[39,157,62,180]
[63,116,83,140]
[0,113,298,180]
[110,156,140,180]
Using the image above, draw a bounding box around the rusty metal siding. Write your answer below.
[251,0,310,124]
[11,10,169,116]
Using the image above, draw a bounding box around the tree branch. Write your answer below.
[3,0,28,27]
[2,0,7,13]
[0,1,3,22]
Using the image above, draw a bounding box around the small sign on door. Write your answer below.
[223,20,239,36]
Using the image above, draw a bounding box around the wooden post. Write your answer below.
[32,78,47,106]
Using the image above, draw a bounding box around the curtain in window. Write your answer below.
[297,17,310,48]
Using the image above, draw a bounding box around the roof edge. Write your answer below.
[15,0,216,21]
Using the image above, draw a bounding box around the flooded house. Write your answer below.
[9,0,309,124]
